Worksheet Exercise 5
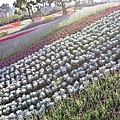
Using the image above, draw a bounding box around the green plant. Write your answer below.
[0,32,8,38]
[0,15,23,23]
[43,73,120,120]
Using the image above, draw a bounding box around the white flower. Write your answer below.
[48,102,55,108]
[26,84,32,90]
[54,95,62,103]
[60,88,66,95]
[74,81,79,88]
[39,104,46,113]
[29,105,34,110]
[9,113,16,119]
[39,91,45,99]
[79,84,84,91]
[33,81,38,88]
[0,110,2,116]
[61,82,67,88]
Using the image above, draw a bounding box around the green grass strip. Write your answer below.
[0,32,8,38]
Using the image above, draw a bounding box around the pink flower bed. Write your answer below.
[11,21,21,27]
[0,5,120,69]
[34,17,43,22]
[0,26,11,32]
[0,21,21,32]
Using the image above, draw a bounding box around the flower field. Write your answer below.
[0,4,120,119]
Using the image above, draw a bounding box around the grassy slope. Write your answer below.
[41,73,120,120]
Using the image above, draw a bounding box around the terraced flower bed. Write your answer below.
[0,8,120,119]
[0,5,120,69]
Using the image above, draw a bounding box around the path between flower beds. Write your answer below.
[0,5,120,69]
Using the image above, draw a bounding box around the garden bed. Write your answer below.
[0,7,120,119]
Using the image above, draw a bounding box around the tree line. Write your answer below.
[13,0,93,21]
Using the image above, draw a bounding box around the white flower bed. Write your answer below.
[0,10,120,119]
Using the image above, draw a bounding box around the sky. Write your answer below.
[0,0,15,7]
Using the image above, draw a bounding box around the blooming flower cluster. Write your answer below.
[0,10,120,119]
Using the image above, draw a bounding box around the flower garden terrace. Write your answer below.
[0,6,120,119]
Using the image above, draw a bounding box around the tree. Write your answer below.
[35,0,54,16]
[14,9,21,15]
[14,9,18,14]
[47,0,54,6]
[84,0,94,5]
[36,0,54,7]
[36,0,47,7]
[27,0,36,20]
[72,0,80,12]
[54,0,72,15]
[88,0,94,5]
[13,0,35,21]
[36,5,42,16]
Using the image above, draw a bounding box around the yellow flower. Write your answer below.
[43,15,54,19]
